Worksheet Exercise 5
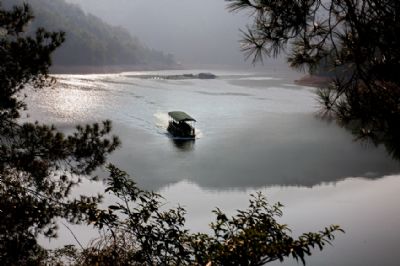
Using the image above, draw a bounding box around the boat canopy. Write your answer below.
[168,111,196,122]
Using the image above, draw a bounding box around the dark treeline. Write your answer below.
[2,0,176,68]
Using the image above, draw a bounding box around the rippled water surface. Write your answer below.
[30,69,400,265]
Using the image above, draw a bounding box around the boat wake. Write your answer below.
[154,112,169,129]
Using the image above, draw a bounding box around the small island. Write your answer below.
[131,72,217,80]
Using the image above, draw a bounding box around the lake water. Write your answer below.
[29,68,400,265]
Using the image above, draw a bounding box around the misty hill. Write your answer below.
[66,0,249,66]
[2,0,176,70]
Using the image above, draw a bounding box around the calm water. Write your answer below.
[30,68,400,265]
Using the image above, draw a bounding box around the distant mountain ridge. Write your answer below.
[2,0,176,71]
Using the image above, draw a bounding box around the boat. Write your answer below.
[167,111,196,138]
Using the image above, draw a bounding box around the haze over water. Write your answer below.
[29,68,400,266]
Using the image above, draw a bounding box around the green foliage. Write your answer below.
[0,1,119,263]
[71,165,191,265]
[0,1,342,265]
[227,0,400,160]
[54,165,342,266]
[191,194,340,266]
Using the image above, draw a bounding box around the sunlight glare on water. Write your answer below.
[28,69,400,266]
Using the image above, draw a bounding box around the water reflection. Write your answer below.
[346,120,400,164]
[27,71,400,192]
[30,71,400,266]
[170,139,195,152]
[110,113,400,191]
[159,175,400,266]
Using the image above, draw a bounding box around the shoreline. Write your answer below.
[50,65,332,90]
[50,64,185,75]
[294,74,331,88]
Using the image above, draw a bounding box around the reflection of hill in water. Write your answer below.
[110,113,400,192]
[29,72,400,192]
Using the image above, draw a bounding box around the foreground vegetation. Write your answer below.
[227,0,400,160]
[0,1,342,265]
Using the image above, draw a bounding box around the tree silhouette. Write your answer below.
[227,0,400,160]
[0,1,342,265]
[0,3,120,264]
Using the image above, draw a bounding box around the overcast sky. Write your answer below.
[65,0,260,66]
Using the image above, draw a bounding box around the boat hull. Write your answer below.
[167,122,196,139]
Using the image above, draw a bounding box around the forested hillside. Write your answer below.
[2,0,176,69]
